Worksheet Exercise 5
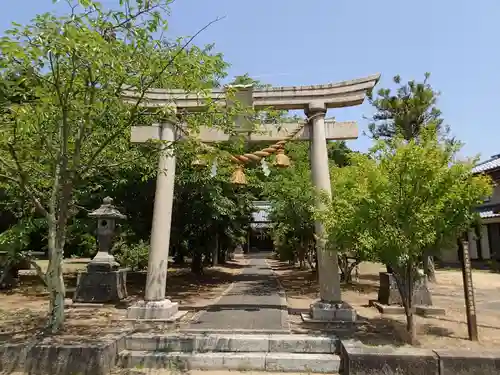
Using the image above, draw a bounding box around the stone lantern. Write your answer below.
[73,197,128,303]
[88,197,126,271]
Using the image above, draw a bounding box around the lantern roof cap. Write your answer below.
[89,197,126,220]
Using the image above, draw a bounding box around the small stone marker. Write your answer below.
[371,271,445,316]
[73,197,129,303]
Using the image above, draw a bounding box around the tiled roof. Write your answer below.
[250,222,271,229]
[480,210,500,219]
[476,202,500,219]
[472,155,500,174]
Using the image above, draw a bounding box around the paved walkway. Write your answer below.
[188,253,288,331]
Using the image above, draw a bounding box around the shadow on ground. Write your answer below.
[277,267,379,297]
[0,260,247,343]
[291,313,457,347]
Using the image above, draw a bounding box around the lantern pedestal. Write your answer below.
[73,254,129,303]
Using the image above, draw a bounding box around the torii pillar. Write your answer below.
[305,101,353,321]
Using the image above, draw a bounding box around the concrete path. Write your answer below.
[188,253,288,331]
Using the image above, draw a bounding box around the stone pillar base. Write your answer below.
[73,268,128,303]
[301,300,357,322]
[126,299,179,320]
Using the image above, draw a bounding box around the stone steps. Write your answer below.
[118,333,341,373]
[119,350,341,373]
[125,333,339,353]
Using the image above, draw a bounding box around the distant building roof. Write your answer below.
[477,202,500,219]
[472,154,500,174]
[251,201,271,223]
[479,210,500,219]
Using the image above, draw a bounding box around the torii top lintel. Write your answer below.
[122,74,381,111]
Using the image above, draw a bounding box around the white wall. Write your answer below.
[468,231,479,259]
[480,225,491,259]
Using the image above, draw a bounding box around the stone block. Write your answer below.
[163,335,196,352]
[132,334,196,352]
[73,268,128,303]
[228,334,269,352]
[268,334,335,353]
[0,333,126,375]
[370,300,405,314]
[126,299,179,320]
[121,351,187,370]
[370,300,446,317]
[341,342,439,375]
[308,300,357,322]
[222,352,266,371]
[377,272,432,306]
[435,349,500,375]
[182,352,223,370]
[195,334,231,352]
[415,305,446,317]
[265,352,340,373]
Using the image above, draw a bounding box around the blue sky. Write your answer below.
[2,0,499,161]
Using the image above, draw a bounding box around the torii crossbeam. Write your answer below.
[124,74,380,323]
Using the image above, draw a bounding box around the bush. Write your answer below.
[114,240,150,271]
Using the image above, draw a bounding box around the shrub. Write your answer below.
[114,240,150,271]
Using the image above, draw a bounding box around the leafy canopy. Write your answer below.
[363,127,492,269]
[319,155,380,263]
[367,73,454,144]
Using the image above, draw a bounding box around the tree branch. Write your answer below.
[29,259,47,286]
[107,3,162,32]
[80,16,225,176]
[4,146,51,220]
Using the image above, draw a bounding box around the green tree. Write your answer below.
[171,142,255,274]
[327,141,353,167]
[358,129,491,343]
[264,142,315,268]
[367,73,452,143]
[0,0,228,332]
[265,137,355,269]
[367,73,455,281]
[319,158,378,282]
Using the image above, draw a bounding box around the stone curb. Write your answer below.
[0,331,129,375]
[340,340,500,375]
[126,333,338,353]
[119,350,341,373]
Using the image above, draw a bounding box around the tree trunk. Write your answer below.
[173,252,185,265]
[46,225,66,333]
[306,243,314,270]
[314,252,319,280]
[212,234,219,267]
[423,254,437,283]
[405,308,416,345]
[339,255,348,282]
[191,251,203,275]
[298,249,305,269]
[393,266,417,344]
[218,247,226,264]
[343,259,360,284]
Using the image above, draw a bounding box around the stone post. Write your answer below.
[305,102,356,321]
[127,121,180,320]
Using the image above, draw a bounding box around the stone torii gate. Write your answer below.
[124,74,380,321]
